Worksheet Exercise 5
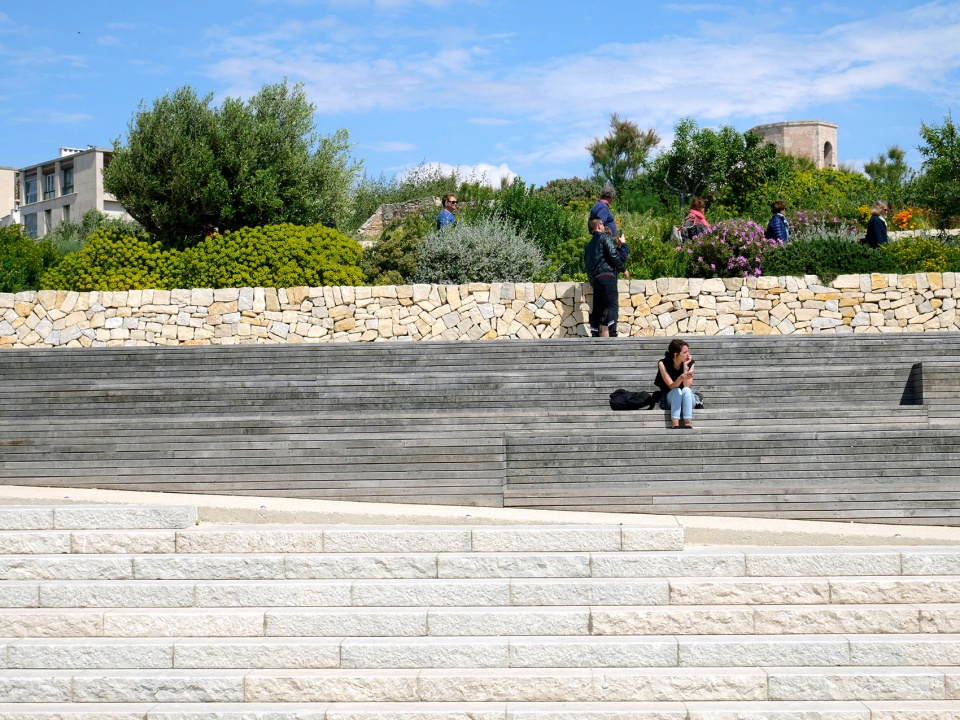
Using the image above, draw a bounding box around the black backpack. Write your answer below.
[609,389,655,411]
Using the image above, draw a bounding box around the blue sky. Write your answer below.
[2,0,959,186]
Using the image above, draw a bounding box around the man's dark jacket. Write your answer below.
[585,232,628,280]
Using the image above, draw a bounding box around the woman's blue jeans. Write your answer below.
[666,387,694,420]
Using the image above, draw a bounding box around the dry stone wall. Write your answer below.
[1,273,958,349]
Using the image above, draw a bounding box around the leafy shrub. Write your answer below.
[483,180,583,257]
[538,178,603,208]
[544,235,589,281]
[0,225,61,293]
[43,210,145,256]
[40,228,173,291]
[880,236,960,273]
[178,224,364,288]
[41,223,364,291]
[762,238,889,283]
[348,163,498,234]
[414,215,546,284]
[789,210,861,241]
[682,219,779,278]
[746,168,874,226]
[361,214,430,285]
[626,235,689,280]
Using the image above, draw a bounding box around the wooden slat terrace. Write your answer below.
[1,335,958,523]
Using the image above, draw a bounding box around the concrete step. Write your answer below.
[14,701,960,720]
[4,601,958,638]
[0,578,671,608]
[4,633,960,667]
[2,666,960,703]
[0,507,197,532]
[4,546,960,581]
[0,522,683,556]
[3,575,960,609]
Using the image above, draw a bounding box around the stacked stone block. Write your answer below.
[1,273,958,349]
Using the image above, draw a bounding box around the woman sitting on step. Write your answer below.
[655,339,696,429]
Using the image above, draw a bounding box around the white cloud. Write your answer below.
[15,111,93,124]
[198,1,960,176]
[401,161,517,188]
[367,141,418,152]
[469,117,512,126]
[204,1,960,124]
[96,35,122,47]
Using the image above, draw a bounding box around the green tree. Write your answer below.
[913,112,960,227]
[587,113,660,189]
[652,118,780,218]
[864,145,912,204]
[103,80,361,248]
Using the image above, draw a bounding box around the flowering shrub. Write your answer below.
[881,236,960,273]
[681,219,781,278]
[789,210,860,241]
[893,209,913,230]
[41,228,174,291]
[178,224,364,289]
[41,223,365,291]
[892,208,933,231]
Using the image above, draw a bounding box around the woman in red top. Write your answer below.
[685,198,710,234]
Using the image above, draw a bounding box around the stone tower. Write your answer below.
[748,121,838,169]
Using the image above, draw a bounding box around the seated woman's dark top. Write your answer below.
[655,359,687,393]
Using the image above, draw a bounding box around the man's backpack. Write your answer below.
[609,389,655,411]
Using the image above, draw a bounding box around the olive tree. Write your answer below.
[103,80,360,247]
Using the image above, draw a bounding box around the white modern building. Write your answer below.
[0,146,131,238]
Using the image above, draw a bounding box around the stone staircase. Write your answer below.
[2,503,960,718]
[2,335,960,523]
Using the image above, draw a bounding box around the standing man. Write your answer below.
[437,194,457,231]
[590,184,622,242]
[585,217,629,338]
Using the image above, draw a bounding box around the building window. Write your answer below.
[43,172,56,200]
[63,204,71,223]
[23,213,37,238]
[24,174,37,204]
[62,166,74,195]
[44,209,52,234]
